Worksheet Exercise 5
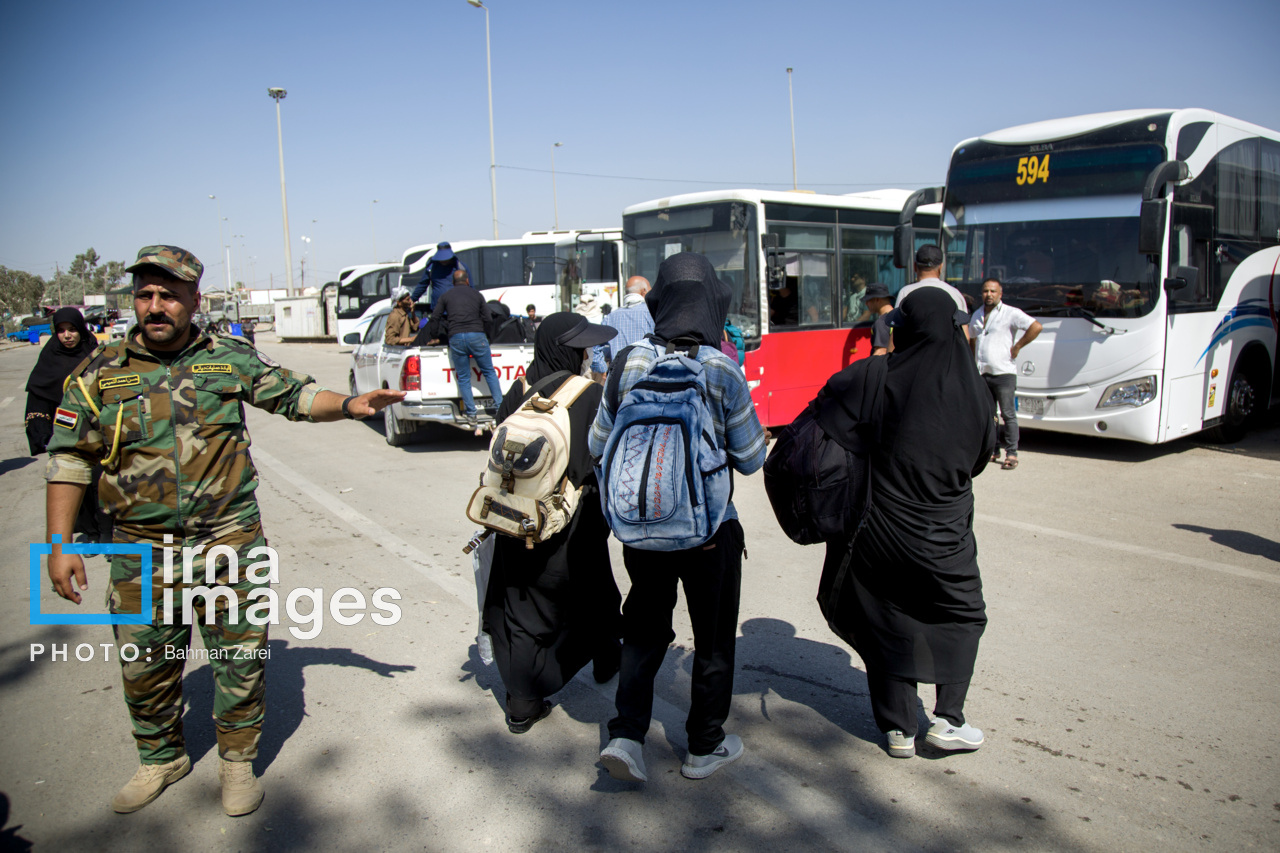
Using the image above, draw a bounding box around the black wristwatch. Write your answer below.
[341,395,357,420]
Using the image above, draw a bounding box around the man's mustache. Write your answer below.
[144,315,173,326]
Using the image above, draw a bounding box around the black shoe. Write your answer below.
[507,701,553,734]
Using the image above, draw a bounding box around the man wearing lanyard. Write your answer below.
[968,277,1042,470]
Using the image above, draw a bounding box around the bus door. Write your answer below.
[1164,203,1218,435]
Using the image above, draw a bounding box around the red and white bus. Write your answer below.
[621,189,940,428]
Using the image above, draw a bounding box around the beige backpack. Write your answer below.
[465,373,594,549]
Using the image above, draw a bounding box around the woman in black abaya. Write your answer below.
[24,308,113,541]
[482,312,623,733]
[816,287,995,758]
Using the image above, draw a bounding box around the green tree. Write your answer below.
[69,248,102,295]
[0,266,46,329]
[96,260,126,292]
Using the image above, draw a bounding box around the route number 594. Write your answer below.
[1016,155,1050,185]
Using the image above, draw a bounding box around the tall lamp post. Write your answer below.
[300,235,311,288]
[370,200,379,261]
[466,0,499,238]
[208,195,231,293]
[268,87,295,294]
[786,67,797,191]
[551,142,563,230]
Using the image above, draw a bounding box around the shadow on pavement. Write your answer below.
[0,793,34,853]
[1172,524,1280,562]
[0,456,38,477]
[181,639,416,772]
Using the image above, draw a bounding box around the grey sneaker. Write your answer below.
[926,718,984,751]
[681,734,743,779]
[886,729,916,758]
[600,737,647,782]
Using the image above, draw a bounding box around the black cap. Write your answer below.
[914,244,944,268]
[555,316,618,348]
[864,281,891,300]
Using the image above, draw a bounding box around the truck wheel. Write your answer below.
[384,405,413,447]
[1205,359,1262,444]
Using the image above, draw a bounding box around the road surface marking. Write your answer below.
[252,446,920,853]
[0,397,12,408]
[976,514,1279,585]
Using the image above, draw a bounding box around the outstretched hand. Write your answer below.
[348,389,406,419]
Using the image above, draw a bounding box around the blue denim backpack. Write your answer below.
[597,340,731,550]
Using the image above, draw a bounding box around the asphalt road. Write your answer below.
[1,334,1277,852]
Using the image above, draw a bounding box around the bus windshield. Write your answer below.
[943,144,1163,319]
[623,201,760,338]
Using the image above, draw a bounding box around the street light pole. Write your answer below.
[208,195,230,293]
[551,142,563,230]
[786,67,797,191]
[268,87,295,295]
[467,0,499,238]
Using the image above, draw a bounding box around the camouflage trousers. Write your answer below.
[107,533,269,765]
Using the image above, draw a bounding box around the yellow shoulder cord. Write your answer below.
[70,375,124,470]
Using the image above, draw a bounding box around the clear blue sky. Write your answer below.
[1,0,1276,291]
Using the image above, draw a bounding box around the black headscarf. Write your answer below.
[525,311,589,386]
[26,308,96,404]
[646,252,731,347]
[875,287,994,504]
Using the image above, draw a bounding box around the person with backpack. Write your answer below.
[815,287,995,760]
[588,252,766,782]
[480,312,624,734]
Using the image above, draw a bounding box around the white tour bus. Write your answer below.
[399,231,619,320]
[894,108,1279,443]
[334,262,408,350]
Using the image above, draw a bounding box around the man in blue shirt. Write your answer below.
[590,276,652,383]
[410,242,473,310]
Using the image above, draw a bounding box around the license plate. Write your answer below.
[1016,396,1044,416]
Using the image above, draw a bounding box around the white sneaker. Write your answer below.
[681,734,743,779]
[926,718,984,751]
[600,737,647,782]
[886,729,916,758]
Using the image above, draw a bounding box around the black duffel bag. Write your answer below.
[763,400,870,546]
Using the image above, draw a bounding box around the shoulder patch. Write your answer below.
[99,374,141,390]
[256,350,281,369]
[191,363,234,375]
[54,408,78,430]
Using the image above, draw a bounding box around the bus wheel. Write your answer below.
[1205,360,1261,444]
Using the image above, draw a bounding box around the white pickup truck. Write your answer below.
[346,306,536,445]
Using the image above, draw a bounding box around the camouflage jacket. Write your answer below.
[46,327,325,545]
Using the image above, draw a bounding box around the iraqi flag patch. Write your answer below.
[54,408,78,430]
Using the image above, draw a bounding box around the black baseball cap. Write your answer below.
[556,316,618,348]
[864,282,891,300]
[914,244,944,268]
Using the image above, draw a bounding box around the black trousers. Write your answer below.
[866,667,970,736]
[983,372,1019,453]
[608,519,744,756]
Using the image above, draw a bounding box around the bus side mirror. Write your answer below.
[1139,199,1166,255]
[343,332,362,345]
[893,224,914,269]
[762,233,786,290]
[1163,265,1198,294]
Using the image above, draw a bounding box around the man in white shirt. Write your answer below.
[968,277,1042,469]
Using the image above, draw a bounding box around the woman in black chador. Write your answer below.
[817,287,995,758]
[24,307,113,541]
[482,312,623,734]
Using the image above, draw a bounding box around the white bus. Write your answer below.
[334,262,408,350]
[894,108,1279,444]
[400,231,619,320]
[622,188,940,427]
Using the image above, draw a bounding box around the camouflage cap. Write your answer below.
[125,245,203,284]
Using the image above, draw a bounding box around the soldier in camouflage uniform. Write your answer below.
[44,245,403,817]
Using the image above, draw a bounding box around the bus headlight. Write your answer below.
[1097,376,1157,409]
